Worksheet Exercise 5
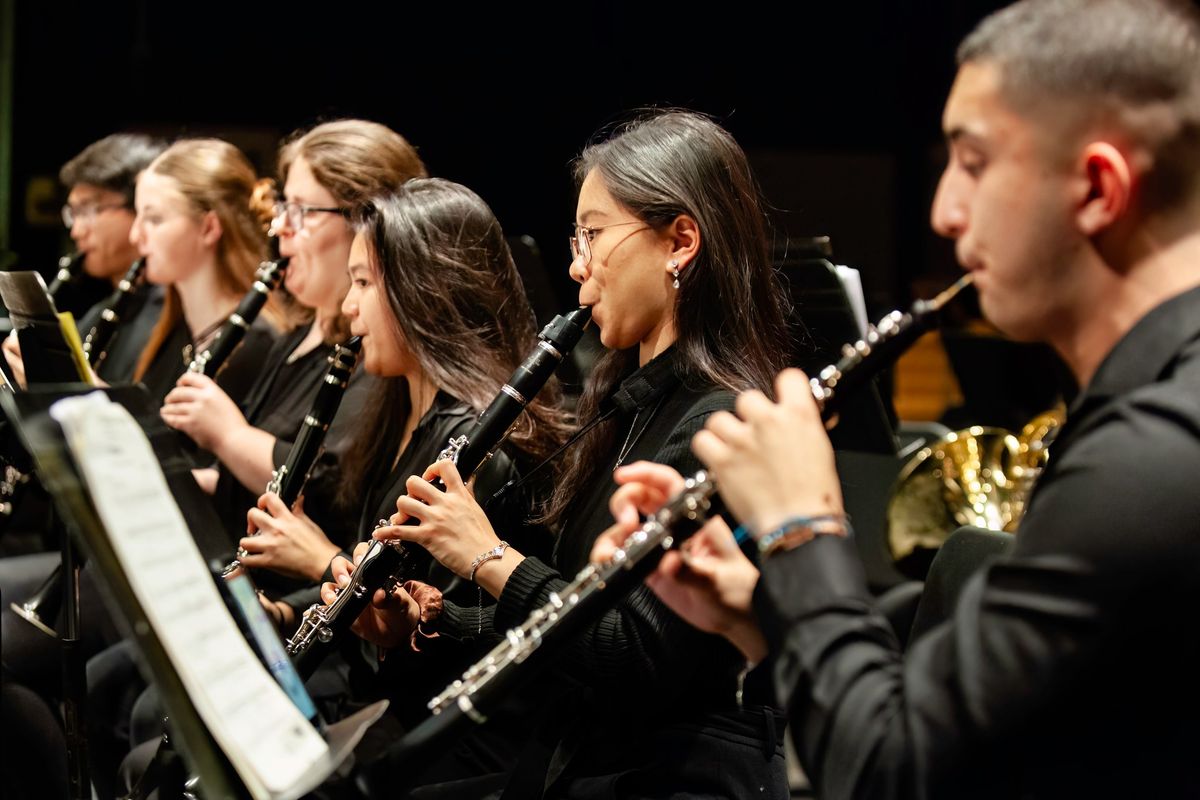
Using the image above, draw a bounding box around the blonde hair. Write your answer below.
[133,138,292,380]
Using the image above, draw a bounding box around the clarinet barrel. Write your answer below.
[187,253,288,377]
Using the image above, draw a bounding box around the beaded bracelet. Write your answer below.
[751,513,851,557]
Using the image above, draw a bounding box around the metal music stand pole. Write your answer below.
[58,508,90,800]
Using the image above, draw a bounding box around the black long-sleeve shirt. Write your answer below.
[436,349,787,798]
[756,284,1200,799]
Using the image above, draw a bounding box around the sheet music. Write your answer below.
[50,392,328,800]
[834,264,869,337]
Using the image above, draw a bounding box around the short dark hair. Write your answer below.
[959,0,1200,210]
[58,133,167,205]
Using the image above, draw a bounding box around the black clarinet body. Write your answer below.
[286,306,593,671]
[82,258,147,369]
[47,251,86,301]
[378,275,976,770]
[220,336,362,577]
[274,336,362,507]
[187,256,288,377]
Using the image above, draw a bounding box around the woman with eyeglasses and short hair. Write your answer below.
[336,109,794,798]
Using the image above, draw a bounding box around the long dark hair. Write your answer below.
[340,178,570,498]
[543,110,791,525]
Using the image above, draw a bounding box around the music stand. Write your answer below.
[1,385,386,799]
[775,238,896,455]
[0,271,89,386]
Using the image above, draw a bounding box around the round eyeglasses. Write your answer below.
[568,221,648,266]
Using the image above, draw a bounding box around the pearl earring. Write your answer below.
[670,260,680,289]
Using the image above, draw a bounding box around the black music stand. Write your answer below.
[0,271,88,386]
[775,238,896,455]
[0,271,95,796]
[0,385,386,799]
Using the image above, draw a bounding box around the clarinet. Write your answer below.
[392,275,975,762]
[82,258,147,370]
[187,253,288,377]
[219,336,362,578]
[47,251,85,300]
[286,306,593,670]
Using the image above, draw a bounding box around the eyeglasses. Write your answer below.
[569,221,648,266]
[274,201,350,232]
[61,202,128,228]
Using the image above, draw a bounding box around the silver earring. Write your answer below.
[670,260,680,289]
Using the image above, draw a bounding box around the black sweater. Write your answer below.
[437,348,788,798]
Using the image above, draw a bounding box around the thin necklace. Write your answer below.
[614,395,665,470]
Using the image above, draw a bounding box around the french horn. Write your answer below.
[887,406,1064,580]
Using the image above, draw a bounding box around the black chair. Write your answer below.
[907,525,1014,644]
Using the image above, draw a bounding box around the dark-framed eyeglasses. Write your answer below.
[274,201,351,232]
[568,221,648,266]
[61,202,129,228]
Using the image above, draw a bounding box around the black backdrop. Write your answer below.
[6,0,1016,315]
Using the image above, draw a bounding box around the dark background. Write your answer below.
[3,0,1014,317]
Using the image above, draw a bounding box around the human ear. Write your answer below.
[199,210,223,249]
[666,214,701,275]
[1076,142,1132,236]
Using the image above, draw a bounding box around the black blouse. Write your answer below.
[136,313,277,410]
[210,325,377,559]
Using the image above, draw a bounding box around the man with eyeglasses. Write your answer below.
[4,133,166,386]
[60,133,166,292]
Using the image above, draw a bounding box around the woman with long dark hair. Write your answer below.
[260,178,566,732]
[339,110,794,798]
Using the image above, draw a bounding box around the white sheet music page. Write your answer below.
[50,392,328,800]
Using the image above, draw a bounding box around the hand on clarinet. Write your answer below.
[591,462,768,662]
[693,368,845,538]
[373,459,524,596]
[322,542,422,650]
[242,493,341,581]
[161,371,247,451]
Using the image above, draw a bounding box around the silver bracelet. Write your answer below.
[469,541,509,582]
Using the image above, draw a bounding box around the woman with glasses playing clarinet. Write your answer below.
[333,110,793,799]
[160,120,426,577]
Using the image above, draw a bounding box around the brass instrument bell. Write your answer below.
[887,407,1064,580]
